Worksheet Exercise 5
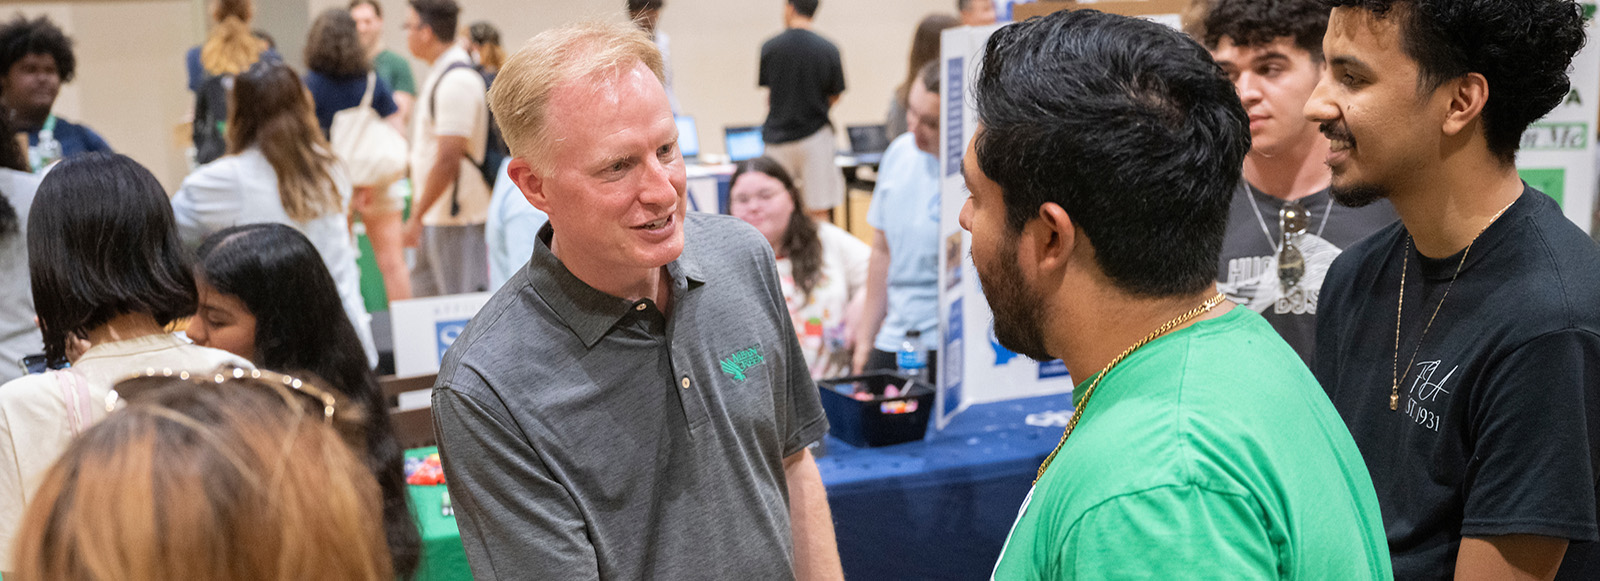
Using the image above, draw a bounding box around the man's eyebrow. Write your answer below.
[1329,55,1371,72]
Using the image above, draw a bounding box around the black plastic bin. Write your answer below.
[816,373,934,447]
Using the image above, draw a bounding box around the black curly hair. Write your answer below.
[1324,0,1587,163]
[1200,0,1330,60]
[0,14,74,83]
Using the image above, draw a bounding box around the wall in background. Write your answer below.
[2,0,956,189]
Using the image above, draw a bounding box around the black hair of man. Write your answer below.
[409,0,459,44]
[0,14,75,83]
[788,0,819,19]
[27,152,197,366]
[628,0,665,14]
[1324,0,1586,163]
[1200,0,1329,61]
[349,0,383,18]
[973,8,1250,298]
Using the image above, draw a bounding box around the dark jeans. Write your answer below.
[865,348,938,384]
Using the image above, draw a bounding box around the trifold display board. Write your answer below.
[933,1,1213,431]
[1516,3,1600,234]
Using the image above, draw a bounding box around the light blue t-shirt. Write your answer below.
[867,133,941,352]
[487,159,548,291]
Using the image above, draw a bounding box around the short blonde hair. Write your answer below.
[489,20,665,172]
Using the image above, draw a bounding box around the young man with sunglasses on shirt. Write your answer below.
[1197,0,1395,366]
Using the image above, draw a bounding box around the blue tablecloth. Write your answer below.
[816,392,1074,581]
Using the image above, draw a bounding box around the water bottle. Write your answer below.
[897,329,928,385]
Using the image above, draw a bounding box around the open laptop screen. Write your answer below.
[724,126,765,162]
[675,116,700,159]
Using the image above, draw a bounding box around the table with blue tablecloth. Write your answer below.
[404,392,1073,580]
[816,392,1073,580]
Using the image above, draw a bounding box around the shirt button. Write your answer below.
[680,377,691,389]
[635,303,647,311]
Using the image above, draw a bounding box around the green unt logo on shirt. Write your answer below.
[719,345,765,381]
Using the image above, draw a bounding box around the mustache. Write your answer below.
[1320,121,1354,143]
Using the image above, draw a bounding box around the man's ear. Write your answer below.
[508,157,550,213]
[1026,202,1077,274]
[1441,72,1489,138]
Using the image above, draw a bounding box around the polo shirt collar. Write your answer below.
[525,222,705,348]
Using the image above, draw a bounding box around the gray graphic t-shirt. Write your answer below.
[1217,184,1397,365]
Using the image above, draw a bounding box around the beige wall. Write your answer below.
[5,0,954,189]
[423,0,955,156]
[3,1,198,190]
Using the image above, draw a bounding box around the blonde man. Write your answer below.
[431,21,843,581]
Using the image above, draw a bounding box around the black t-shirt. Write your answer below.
[1316,187,1600,580]
[758,28,844,144]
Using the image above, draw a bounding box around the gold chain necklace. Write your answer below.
[1034,293,1228,484]
[1389,198,1518,411]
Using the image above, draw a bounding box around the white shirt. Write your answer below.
[0,333,250,570]
[171,147,377,366]
[412,46,490,227]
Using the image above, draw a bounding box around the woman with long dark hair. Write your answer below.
[730,157,869,378]
[0,153,251,572]
[171,59,377,367]
[187,223,420,579]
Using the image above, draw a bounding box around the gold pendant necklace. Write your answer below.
[1034,292,1228,484]
[1390,198,1518,410]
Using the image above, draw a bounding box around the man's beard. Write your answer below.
[976,241,1053,362]
[1330,182,1390,208]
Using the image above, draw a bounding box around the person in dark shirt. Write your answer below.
[759,0,845,218]
[304,8,401,138]
[0,15,110,173]
[1310,1,1599,579]
[1197,0,1395,366]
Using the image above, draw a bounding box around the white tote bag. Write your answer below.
[330,72,408,188]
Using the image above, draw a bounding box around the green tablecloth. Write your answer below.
[407,446,470,581]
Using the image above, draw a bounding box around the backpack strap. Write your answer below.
[360,70,377,110]
[427,61,488,217]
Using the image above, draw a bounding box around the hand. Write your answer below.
[403,218,424,248]
[851,340,873,375]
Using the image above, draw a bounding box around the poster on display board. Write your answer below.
[390,292,492,378]
[1516,3,1599,234]
[932,2,1195,431]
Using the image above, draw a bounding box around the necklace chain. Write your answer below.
[1034,293,1228,484]
[1390,198,1518,410]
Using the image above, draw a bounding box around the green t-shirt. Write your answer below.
[374,49,417,96]
[992,307,1391,580]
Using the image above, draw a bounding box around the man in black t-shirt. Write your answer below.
[1197,0,1395,366]
[1310,1,1599,579]
[759,0,845,218]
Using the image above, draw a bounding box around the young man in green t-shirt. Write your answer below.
[956,10,1391,579]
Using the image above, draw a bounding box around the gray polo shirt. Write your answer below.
[433,212,829,580]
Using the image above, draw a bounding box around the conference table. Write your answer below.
[405,392,1074,581]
